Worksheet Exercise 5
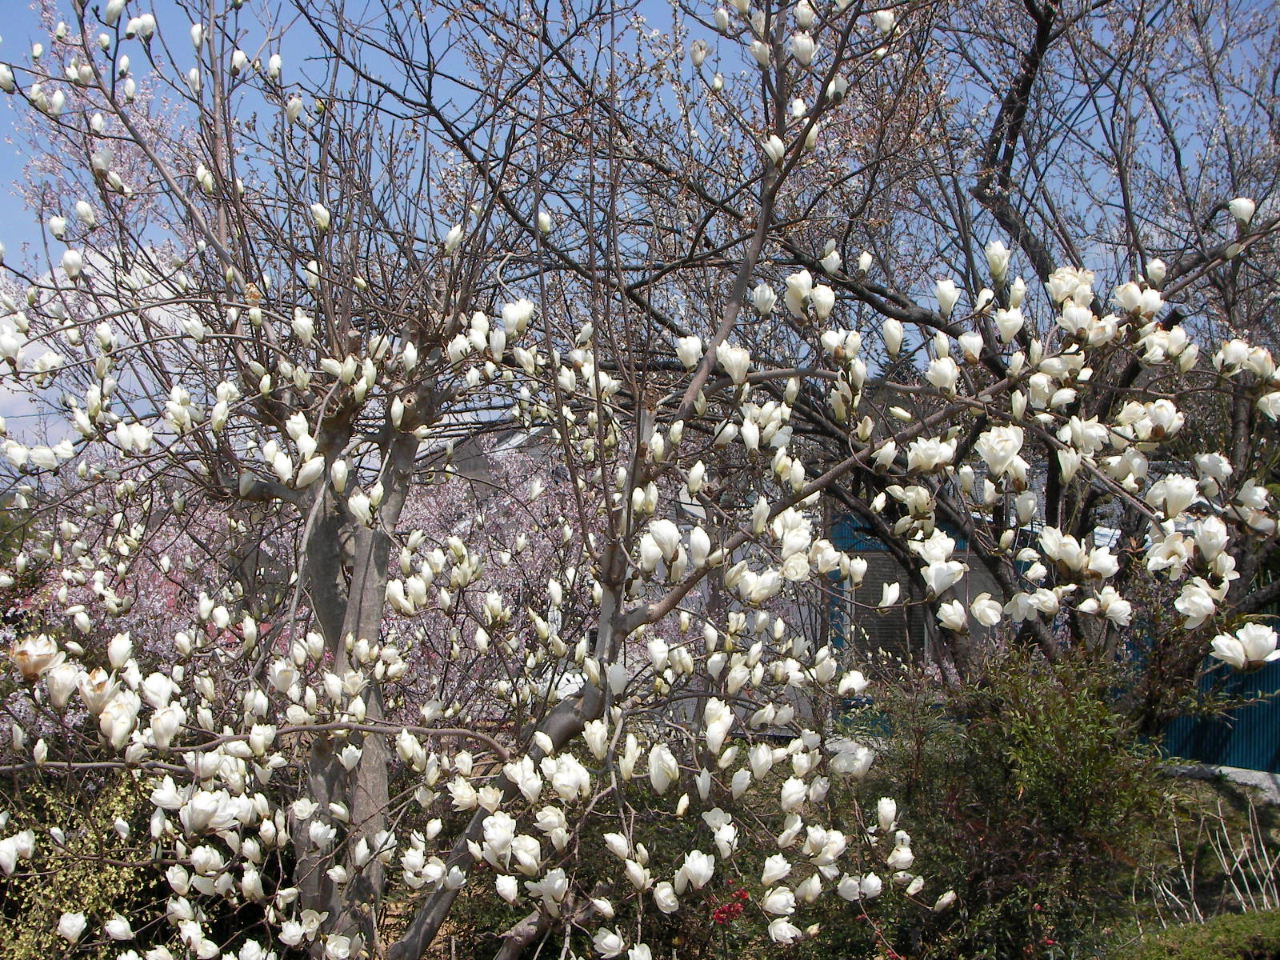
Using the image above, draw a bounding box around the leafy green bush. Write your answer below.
[849,648,1173,960]
[0,768,287,959]
[1111,910,1280,960]
[406,649,1181,959]
[0,773,155,960]
[432,751,927,959]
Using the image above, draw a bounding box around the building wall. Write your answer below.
[832,550,1004,662]
[1164,656,1280,774]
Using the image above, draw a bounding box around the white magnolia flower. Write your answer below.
[10,634,62,681]
[937,599,968,632]
[593,927,625,957]
[761,133,787,165]
[1175,579,1217,630]
[761,853,792,885]
[967,593,1001,627]
[780,776,807,812]
[768,918,804,943]
[883,318,903,357]
[653,880,679,913]
[676,335,703,369]
[789,31,817,65]
[935,278,960,317]
[718,344,751,384]
[925,356,960,394]
[647,743,678,795]
[1229,196,1256,225]
[995,307,1024,342]
[324,934,353,960]
[762,886,796,915]
[676,849,715,891]
[62,249,85,279]
[57,912,87,942]
[975,425,1025,479]
[104,915,135,940]
[1211,623,1280,671]
[877,796,897,832]
[985,240,1011,284]
[784,270,813,317]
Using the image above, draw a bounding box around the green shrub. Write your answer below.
[0,773,156,960]
[402,648,1176,959]
[848,647,1174,960]
[1111,910,1280,960]
[431,750,926,959]
[0,768,283,959]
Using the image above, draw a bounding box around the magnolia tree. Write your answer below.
[1,0,1279,958]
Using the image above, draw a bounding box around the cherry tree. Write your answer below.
[0,0,1278,957]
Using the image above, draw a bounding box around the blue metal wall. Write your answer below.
[1163,658,1280,774]
[829,514,1280,773]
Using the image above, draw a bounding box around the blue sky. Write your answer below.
[0,17,48,256]
[0,16,46,438]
